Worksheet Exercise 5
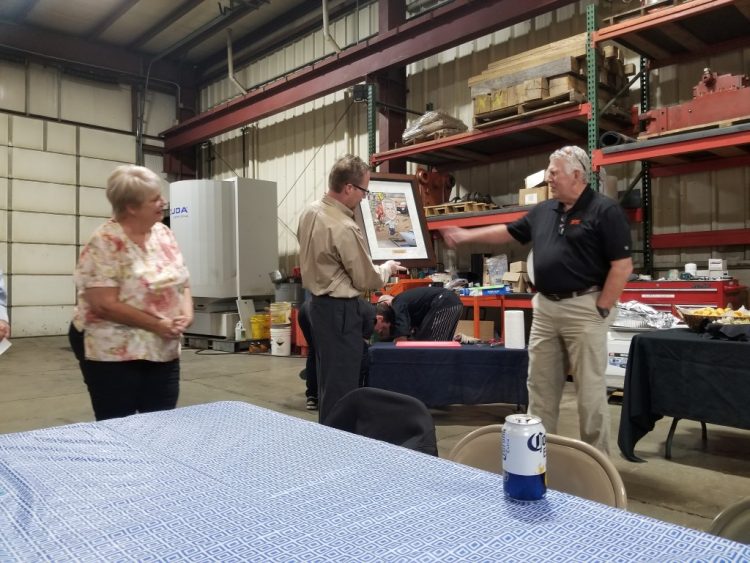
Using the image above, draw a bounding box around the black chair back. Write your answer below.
[323,387,438,456]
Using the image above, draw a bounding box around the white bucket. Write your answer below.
[270,325,292,356]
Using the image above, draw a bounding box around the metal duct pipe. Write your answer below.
[599,130,636,147]
[226,28,248,95]
[322,0,342,53]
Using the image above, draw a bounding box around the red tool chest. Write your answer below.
[621,280,746,313]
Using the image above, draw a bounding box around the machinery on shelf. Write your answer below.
[638,68,750,137]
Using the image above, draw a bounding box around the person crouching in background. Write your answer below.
[69,165,193,421]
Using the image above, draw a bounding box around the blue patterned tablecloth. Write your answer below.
[1,401,748,562]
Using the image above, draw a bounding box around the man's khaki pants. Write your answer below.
[526,292,613,454]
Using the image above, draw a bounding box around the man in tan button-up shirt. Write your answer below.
[297,154,405,421]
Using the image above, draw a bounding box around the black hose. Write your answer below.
[599,131,636,146]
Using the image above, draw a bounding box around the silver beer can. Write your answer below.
[502,414,547,501]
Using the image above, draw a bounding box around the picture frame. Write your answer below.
[355,173,436,268]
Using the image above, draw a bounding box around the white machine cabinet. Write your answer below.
[170,178,278,337]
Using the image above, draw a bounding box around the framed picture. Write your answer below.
[355,173,436,267]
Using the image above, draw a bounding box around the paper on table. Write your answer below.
[0,339,11,355]
[395,341,460,348]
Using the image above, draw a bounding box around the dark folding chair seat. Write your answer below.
[322,387,438,456]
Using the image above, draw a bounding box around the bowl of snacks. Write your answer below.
[675,306,729,332]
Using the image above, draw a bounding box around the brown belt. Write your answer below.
[541,285,601,301]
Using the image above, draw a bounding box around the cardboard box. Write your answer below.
[455,320,495,341]
[519,186,548,206]
[605,330,638,389]
[502,271,530,293]
[509,261,527,273]
[707,259,726,271]
[524,169,546,189]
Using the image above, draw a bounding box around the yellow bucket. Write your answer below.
[269,301,292,325]
[250,314,270,340]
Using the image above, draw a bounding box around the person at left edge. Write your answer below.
[0,270,10,340]
[297,154,406,422]
[69,165,192,421]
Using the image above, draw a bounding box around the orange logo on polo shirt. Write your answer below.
[569,219,582,225]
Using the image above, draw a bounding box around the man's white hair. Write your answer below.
[550,145,590,178]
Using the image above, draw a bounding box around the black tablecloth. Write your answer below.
[368,343,528,407]
[618,328,750,462]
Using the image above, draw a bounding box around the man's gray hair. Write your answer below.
[550,145,590,178]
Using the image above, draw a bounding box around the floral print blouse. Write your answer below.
[74,219,190,362]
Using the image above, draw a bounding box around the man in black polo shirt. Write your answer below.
[439,145,632,454]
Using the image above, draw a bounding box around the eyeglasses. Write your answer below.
[575,154,589,176]
[350,183,370,196]
[558,213,567,236]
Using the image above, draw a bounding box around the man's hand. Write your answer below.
[0,320,9,340]
[437,226,466,249]
[383,260,407,275]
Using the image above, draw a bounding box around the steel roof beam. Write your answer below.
[0,20,185,83]
[163,0,575,152]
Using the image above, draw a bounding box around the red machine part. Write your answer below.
[638,69,750,136]
[415,167,456,206]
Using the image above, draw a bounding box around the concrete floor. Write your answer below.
[1,336,748,534]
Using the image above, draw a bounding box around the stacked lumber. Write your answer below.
[469,33,631,126]
[603,0,688,26]
[424,201,497,217]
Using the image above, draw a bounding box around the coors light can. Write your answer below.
[502,414,547,501]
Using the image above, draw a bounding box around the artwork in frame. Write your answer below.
[356,173,436,268]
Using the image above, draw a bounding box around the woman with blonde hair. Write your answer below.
[69,165,192,420]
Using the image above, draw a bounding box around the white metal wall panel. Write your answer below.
[79,157,124,188]
[60,76,131,131]
[0,178,7,210]
[11,180,76,215]
[10,305,74,337]
[12,148,76,185]
[12,243,76,275]
[28,63,59,119]
[248,96,369,273]
[0,113,8,145]
[0,53,181,336]
[47,122,77,154]
[79,186,110,217]
[143,90,176,137]
[79,129,135,162]
[11,117,44,151]
[12,275,75,306]
[202,2,377,112]
[79,216,105,246]
[0,61,26,113]
[11,211,75,244]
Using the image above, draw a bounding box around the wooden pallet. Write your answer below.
[183,334,255,353]
[474,91,586,127]
[403,128,464,146]
[603,0,686,26]
[424,201,496,216]
[637,114,750,140]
